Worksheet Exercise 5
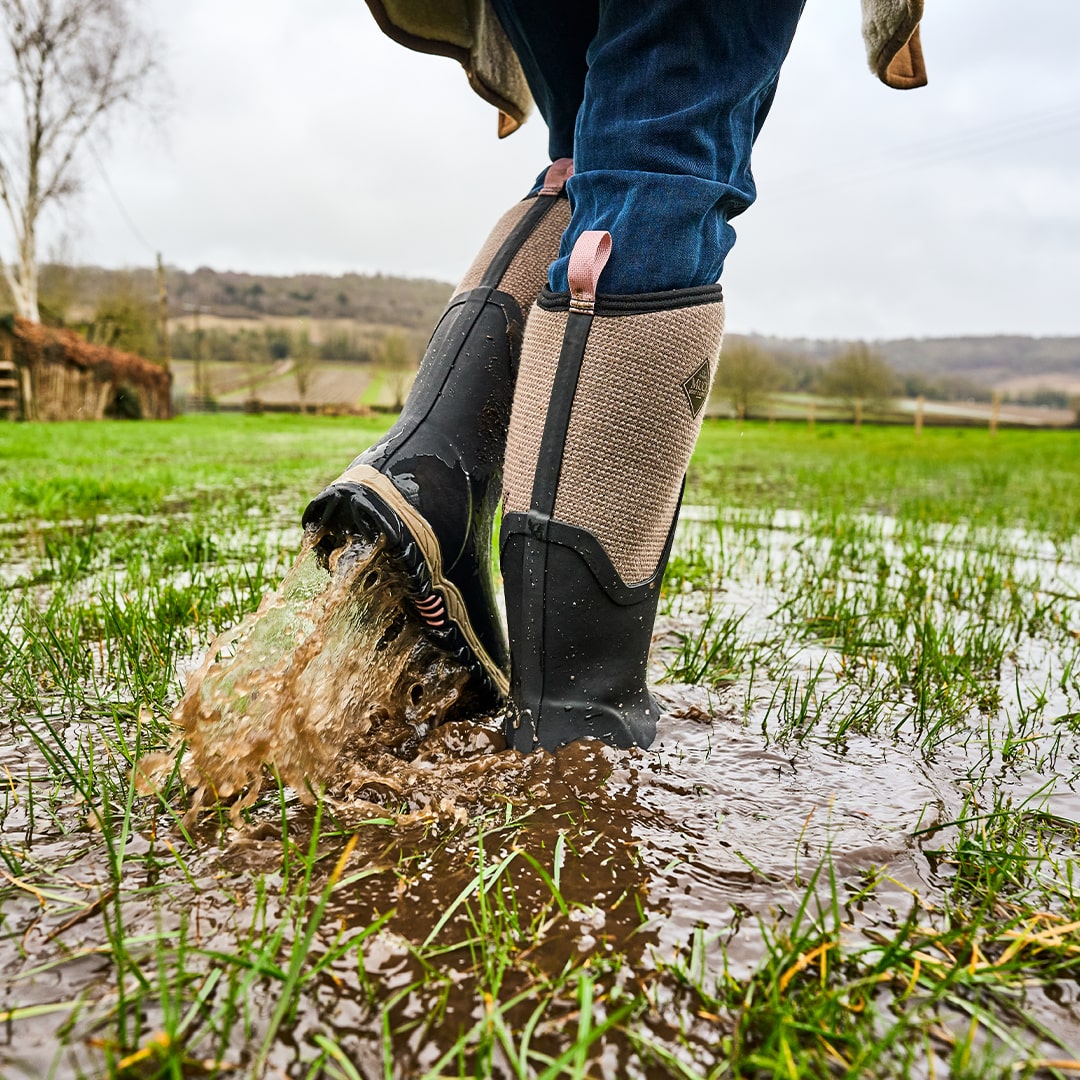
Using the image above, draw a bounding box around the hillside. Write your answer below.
[13,265,1080,395]
[36,264,453,331]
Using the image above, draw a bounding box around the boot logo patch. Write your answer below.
[682,359,711,418]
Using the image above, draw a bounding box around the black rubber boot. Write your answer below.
[303,161,573,711]
[500,231,726,751]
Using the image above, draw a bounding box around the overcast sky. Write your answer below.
[24,0,1080,339]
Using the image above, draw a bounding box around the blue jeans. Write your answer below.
[489,0,806,294]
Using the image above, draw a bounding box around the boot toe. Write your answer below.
[305,472,509,710]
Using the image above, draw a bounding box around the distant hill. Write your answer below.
[37,264,453,331]
[18,265,1080,394]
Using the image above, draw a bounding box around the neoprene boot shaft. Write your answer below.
[303,162,572,708]
[501,231,725,750]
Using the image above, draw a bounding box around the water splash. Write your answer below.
[145,529,480,820]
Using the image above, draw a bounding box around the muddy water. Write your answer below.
[148,530,480,820]
[3,508,1080,1076]
[3,713,947,1076]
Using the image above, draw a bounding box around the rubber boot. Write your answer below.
[500,231,726,751]
[302,161,573,710]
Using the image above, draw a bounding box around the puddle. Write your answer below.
[2,504,1079,1076]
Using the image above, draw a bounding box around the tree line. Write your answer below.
[715,340,895,419]
[716,342,1080,425]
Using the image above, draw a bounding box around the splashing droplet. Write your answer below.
[163,528,477,821]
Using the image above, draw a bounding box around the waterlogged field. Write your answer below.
[1,415,1079,1078]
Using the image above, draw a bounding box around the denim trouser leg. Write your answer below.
[489,0,805,294]
[487,0,597,162]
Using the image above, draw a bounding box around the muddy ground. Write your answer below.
[2,419,1079,1078]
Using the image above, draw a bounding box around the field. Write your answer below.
[1,415,1079,1078]
[169,359,414,412]
[165,354,1077,429]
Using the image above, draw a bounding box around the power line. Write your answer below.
[85,135,158,258]
[765,103,1080,203]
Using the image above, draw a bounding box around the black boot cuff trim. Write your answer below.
[501,511,665,605]
[536,283,723,314]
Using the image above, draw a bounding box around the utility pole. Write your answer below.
[156,253,171,375]
[183,302,207,408]
[194,304,204,405]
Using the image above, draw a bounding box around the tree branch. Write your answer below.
[0,0,159,320]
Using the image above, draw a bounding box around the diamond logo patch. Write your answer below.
[682,358,711,418]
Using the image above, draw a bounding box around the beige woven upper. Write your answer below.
[457,197,570,314]
[503,304,567,514]
[504,299,726,585]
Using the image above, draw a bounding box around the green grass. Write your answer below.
[0,412,387,522]
[1,415,1078,1078]
[688,424,1080,539]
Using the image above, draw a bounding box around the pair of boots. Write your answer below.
[304,164,725,752]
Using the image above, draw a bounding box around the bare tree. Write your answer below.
[380,330,417,412]
[238,328,266,412]
[819,342,897,429]
[293,320,316,413]
[713,339,780,421]
[0,0,157,321]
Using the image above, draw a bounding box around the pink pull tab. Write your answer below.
[539,157,574,195]
[567,231,612,312]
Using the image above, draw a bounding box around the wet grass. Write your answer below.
[2,415,1080,1077]
[688,424,1080,541]
[0,411,388,523]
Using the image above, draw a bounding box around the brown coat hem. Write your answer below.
[363,0,528,136]
[877,20,928,89]
[365,0,928,142]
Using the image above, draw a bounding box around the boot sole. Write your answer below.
[320,463,510,706]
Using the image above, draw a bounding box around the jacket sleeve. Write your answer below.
[862,0,928,89]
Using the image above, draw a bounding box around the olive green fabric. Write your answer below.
[862,0,927,89]
[363,0,533,136]
[363,0,927,140]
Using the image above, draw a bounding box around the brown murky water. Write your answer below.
[145,530,481,822]
[3,512,1079,1076]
